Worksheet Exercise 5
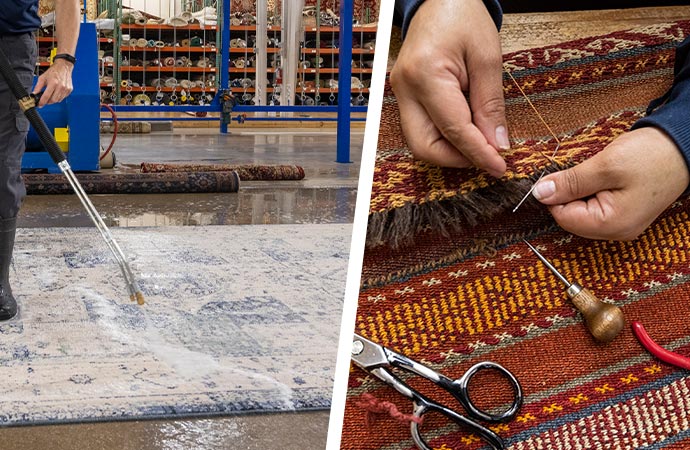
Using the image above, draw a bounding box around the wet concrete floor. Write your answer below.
[2,128,364,449]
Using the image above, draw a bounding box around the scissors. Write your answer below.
[352,334,523,450]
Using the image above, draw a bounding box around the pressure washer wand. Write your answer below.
[0,47,144,305]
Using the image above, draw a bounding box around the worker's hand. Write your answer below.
[390,0,508,177]
[32,59,74,107]
[532,127,690,240]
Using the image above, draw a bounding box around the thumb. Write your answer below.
[32,75,46,95]
[532,158,612,205]
[468,52,509,152]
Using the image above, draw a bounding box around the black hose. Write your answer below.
[0,46,66,164]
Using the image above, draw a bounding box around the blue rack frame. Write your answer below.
[102,0,365,164]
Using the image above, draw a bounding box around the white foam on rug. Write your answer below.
[0,224,351,425]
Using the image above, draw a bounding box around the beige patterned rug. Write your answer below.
[0,224,349,425]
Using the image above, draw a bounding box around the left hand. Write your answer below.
[32,59,74,106]
[532,127,690,240]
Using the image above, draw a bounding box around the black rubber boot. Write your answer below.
[0,217,17,321]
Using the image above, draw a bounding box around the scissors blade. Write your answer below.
[351,334,391,370]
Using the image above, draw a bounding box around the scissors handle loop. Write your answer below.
[410,400,505,450]
[450,361,523,422]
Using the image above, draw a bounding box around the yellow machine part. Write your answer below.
[54,127,69,152]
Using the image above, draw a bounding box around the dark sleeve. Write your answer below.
[394,0,503,38]
[631,37,690,173]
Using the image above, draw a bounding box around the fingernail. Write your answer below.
[495,126,510,150]
[533,179,556,200]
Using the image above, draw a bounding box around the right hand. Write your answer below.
[390,0,508,177]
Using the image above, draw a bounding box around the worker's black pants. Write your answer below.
[0,33,36,219]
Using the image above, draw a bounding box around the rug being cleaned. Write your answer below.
[0,224,349,425]
[341,21,690,450]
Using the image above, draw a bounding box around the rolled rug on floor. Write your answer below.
[140,163,305,181]
[23,171,240,195]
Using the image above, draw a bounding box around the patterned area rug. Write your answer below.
[140,163,306,181]
[369,20,690,247]
[22,171,240,195]
[342,22,690,450]
[1,224,349,425]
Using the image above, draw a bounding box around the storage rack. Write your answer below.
[85,0,374,162]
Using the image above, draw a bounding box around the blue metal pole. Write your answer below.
[220,0,231,134]
[336,0,353,163]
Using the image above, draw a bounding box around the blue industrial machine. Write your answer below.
[23,22,100,172]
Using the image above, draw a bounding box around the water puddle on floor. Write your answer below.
[19,188,356,228]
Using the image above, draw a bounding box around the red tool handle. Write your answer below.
[631,321,690,371]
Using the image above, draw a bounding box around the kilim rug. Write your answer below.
[342,21,690,450]
[140,162,306,181]
[1,224,349,425]
[22,171,240,195]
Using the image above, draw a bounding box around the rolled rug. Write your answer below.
[136,38,147,48]
[103,55,114,64]
[140,163,305,181]
[351,77,364,89]
[121,12,137,24]
[196,58,209,68]
[147,39,156,47]
[24,171,240,195]
[180,38,190,47]
[155,40,165,48]
[101,75,113,85]
[150,78,163,88]
[230,38,246,48]
[241,13,255,25]
[164,78,178,88]
[168,16,188,27]
[164,56,176,67]
[300,60,311,69]
[362,40,376,50]
[189,36,203,47]
[133,93,151,105]
[98,50,105,59]
[180,79,192,89]
[180,11,193,22]
[233,58,245,68]
[135,17,147,26]
[240,78,253,88]
[230,17,241,26]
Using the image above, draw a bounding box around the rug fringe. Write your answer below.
[366,162,572,249]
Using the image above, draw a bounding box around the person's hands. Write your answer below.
[32,59,74,106]
[390,0,508,177]
[532,127,690,240]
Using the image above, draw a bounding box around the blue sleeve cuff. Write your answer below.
[631,37,690,178]
[395,0,503,39]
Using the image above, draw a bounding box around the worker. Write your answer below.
[392,0,690,241]
[0,0,79,320]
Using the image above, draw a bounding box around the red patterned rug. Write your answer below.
[342,21,690,450]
